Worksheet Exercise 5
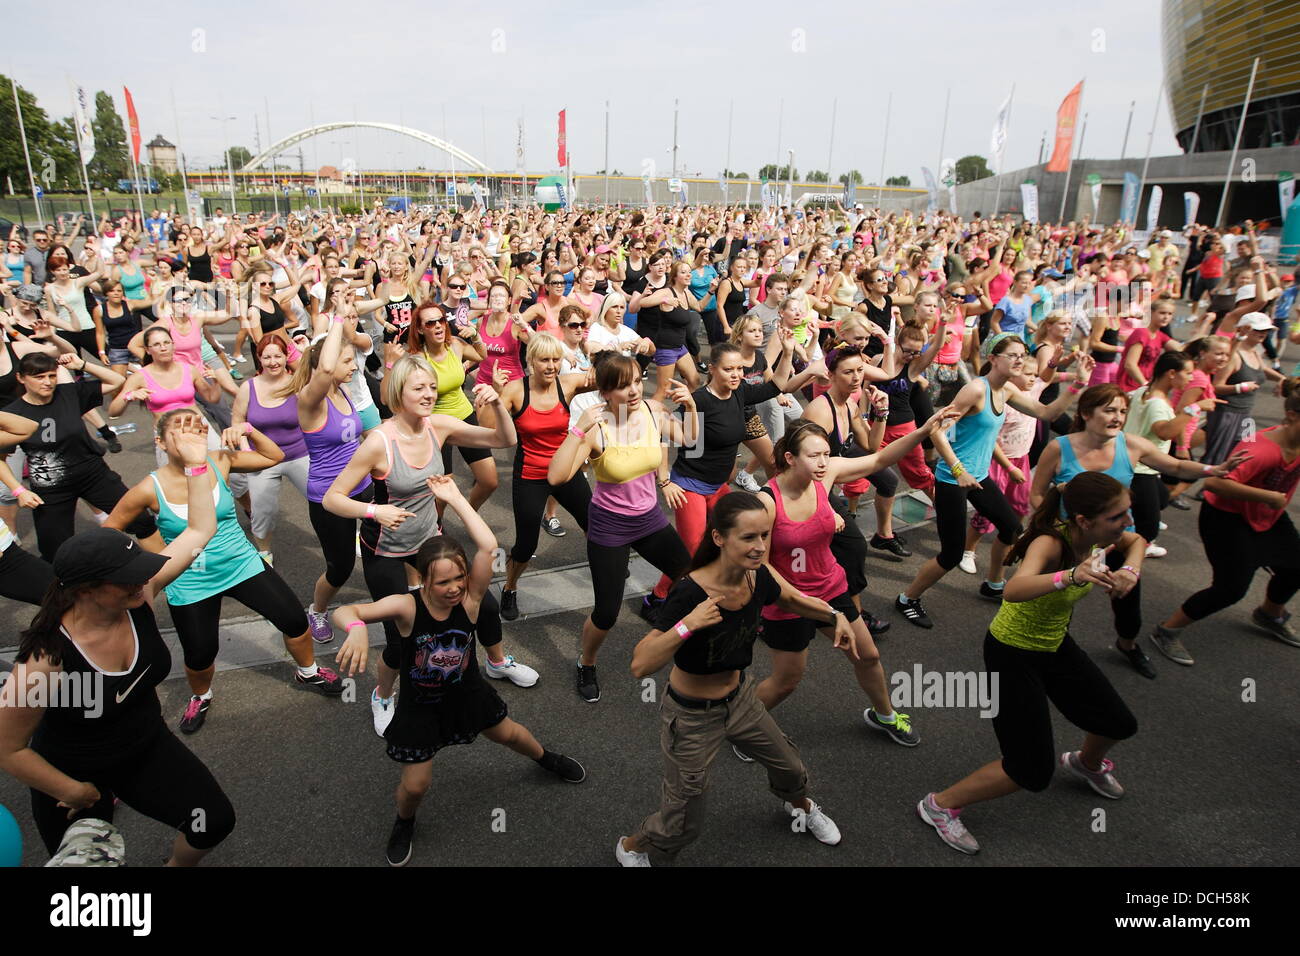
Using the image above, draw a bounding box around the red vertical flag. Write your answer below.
[1046,81,1083,172]
[557,109,567,167]
[123,86,142,165]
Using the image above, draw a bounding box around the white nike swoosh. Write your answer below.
[115,665,150,704]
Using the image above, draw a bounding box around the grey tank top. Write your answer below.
[363,419,445,558]
[1222,355,1268,413]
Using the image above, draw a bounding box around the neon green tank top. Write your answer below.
[989,530,1095,652]
[424,347,474,420]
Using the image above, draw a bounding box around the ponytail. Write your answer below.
[15,580,91,666]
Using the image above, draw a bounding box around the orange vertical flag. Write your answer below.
[1046,81,1083,172]
[123,86,142,165]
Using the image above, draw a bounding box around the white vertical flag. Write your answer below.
[990,93,1011,169]
[1145,186,1163,231]
[72,83,95,164]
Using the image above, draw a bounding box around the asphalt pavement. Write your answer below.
[1,343,1298,867]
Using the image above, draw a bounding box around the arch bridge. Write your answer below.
[239,121,491,173]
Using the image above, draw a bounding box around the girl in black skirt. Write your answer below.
[332,474,586,866]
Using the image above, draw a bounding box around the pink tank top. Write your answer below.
[161,316,204,366]
[141,361,198,415]
[936,306,966,364]
[762,479,846,620]
[475,315,525,385]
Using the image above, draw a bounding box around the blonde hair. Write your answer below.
[836,315,871,341]
[525,331,564,363]
[384,354,436,410]
[1033,309,1071,345]
[729,314,762,345]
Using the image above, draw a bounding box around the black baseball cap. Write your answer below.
[53,529,168,588]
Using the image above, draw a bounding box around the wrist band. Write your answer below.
[10,485,26,496]
[332,314,345,324]
[347,620,366,630]
[674,621,691,640]
[1182,404,1200,416]
[365,503,377,519]
[1052,570,1067,591]
[1120,565,1140,579]
[1236,382,1245,394]
[1068,566,1078,587]
[183,464,208,477]
[243,421,253,435]
[950,462,966,477]
[568,426,586,439]
[1067,383,1083,394]
[1202,463,1215,476]
[658,478,671,488]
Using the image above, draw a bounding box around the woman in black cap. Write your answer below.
[0,412,237,865]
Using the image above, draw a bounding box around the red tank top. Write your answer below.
[762,479,845,620]
[513,377,571,481]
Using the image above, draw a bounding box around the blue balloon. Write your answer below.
[0,804,20,867]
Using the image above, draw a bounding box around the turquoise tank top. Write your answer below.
[152,458,265,605]
[935,378,1006,484]
[1053,433,1135,526]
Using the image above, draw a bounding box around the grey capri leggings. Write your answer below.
[246,455,311,540]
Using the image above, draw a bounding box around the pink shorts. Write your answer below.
[971,454,1030,535]
[1089,361,1120,386]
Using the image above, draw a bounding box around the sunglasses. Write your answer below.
[447,283,467,290]
[564,322,585,329]
[257,281,273,287]
[546,281,565,287]
[422,319,445,328]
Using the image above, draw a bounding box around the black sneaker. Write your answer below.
[864,612,891,636]
[386,816,415,867]
[638,594,665,624]
[978,582,1005,602]
[294,666,345,695]
[500,589,520,621]
[1116,640,1157,679]
[539,751,587,783]
[179,695,210,734]
[895,594,933,629]
[871,534,912,558]
[696,362,710,375]
[100,429,122,454]
[576,660,600,703]
[541,516,566,537]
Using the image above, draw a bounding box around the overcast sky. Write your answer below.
[11,0,1181,181]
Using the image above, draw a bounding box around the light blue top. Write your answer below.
[995,294,1034,336]
[152,458,264,605]
[936,379,1006,485]
[1054,433,1136,528]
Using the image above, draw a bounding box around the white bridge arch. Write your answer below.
[239,122,491,173]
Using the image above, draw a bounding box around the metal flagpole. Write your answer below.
[1056,80,1086,223]
[170,86,188,195]
[1216,57,1260,229]
[992,83,1015,217]
[774,99,783,180]
[1120,100,1135,159]
[1189,84,1209,153]
[724,98,733,204]
[1136,78,1166,228]
[936,87,951,182]
[827,98,837,187]
[604,100,610,206]
[11,77,42,224]
[876,91,892,208]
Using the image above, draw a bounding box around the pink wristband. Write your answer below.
[674,621,691,640]
[1052,570,1067,591]
[183,464,209,478]
[365,503,377,519]
[347,620,366,630]
[243,421,253,435]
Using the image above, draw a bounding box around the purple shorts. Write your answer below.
[654,345,688,367]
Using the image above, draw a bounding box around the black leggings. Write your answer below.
[934,477,1021,570]
[588,524,690,631]
[168,566,310,671]
[31,728,236,854]
[362,548,504,670]
[985,632,1138,793]
[828,490,869,595]
[32,466,158,562]
[62,329,99,359]
[1183,503,1300,621]
[308,487,373,589]
[440,412,493,472]
[1129,473,1169,544]
[0,540,54,605]
[509,473,591,564]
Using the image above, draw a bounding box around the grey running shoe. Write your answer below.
[1251,608,1300,648]
[865,708,920,746]
[1149,625,1194,665]
[1060,750,1125,799]
[916,793,979,855]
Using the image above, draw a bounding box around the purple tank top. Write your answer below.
[247,378,307,461]
[304,391,372,502]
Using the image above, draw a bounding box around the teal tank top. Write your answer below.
[1054,433,1136,527]
[152,459,265,605]
[935,378,1006,484]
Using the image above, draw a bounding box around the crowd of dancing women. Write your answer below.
[0,202,1297,866]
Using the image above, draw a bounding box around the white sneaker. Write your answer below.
[233,354,248,363]
[615,836,651,867]
[371,689,396,737]
[785,800,841,846]
[1158,520,1168,531]
[1144,543,1167,558]
[958,550,978,574]
[485,655,539,687]
[734,470,762,493]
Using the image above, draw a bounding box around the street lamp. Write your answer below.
[211,114,238,215]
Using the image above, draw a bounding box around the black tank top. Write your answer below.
[0,339,22,404]
[1093,322,1120,363]
[881,364,915,426]
[103,302,141,350]
[29,603,168,770]
[188,244,212,282]
[816,392,857,456]
[722,281,747,319]
[383,292,416,343]
[256,298,288,335]
[393,595,482,709]
[623,260,647,296]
